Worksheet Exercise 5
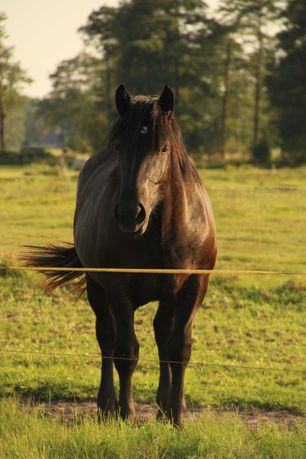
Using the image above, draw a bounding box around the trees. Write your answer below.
[79,0,280,158]
[37,0,281,158]
[81,1,212,102]
[267,0,306,160]
[33,0,304,162]
[0,14,31,151]
[201,20,252,158]
[219,0,281,158]
[38,53,107,152]
[80,0,230,154]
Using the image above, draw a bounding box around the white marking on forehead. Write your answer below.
[140,126,148,135]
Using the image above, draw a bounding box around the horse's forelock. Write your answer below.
[107,95,187,165]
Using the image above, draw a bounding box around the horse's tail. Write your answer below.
[22,243,86,292]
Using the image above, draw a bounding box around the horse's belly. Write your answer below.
[129,272,181,307]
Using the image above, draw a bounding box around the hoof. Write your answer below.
[165,408,182,428]
[118,402,136,421]
[156,404,168,422]
[97,399,118,422]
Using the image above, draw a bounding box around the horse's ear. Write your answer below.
[115,84,131,116]
[158,85,174,114]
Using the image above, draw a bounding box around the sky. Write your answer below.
[1,0,219,99]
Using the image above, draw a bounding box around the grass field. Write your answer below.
[0,163,305,457]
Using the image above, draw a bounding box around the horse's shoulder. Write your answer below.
[78,148,107,180]
[77,147,116,194]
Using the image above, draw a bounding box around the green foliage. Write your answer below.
[219,0,282,160]
[22,98,51,148]
[0,149,57,166]
[251,137,271,163]
[37,53,107,153]
[267,0,306,161]
[0,14,31,151]
[5,101,27,151]
[3,1,306,162]
[18,0,302,162]
[80,0,258,156]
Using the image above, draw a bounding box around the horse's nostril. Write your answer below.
[136,203,146,225]
[115,201,146,230]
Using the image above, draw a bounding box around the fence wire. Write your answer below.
[1,349,305,374]
[1,264,305,377]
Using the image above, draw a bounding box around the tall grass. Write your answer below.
[1,399,305,459]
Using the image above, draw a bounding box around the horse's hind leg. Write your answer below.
[87,275,117,418]
[153,302,174,418]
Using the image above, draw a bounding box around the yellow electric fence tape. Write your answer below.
[6,266,306,276]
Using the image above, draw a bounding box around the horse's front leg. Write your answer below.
[87,276,117,418]
[153,302,175,418]
[108,288,139,420]
[167,276,209,427]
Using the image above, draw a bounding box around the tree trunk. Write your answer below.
[220,40,232,159]
[105,54,112,122]
[174,53,179,115]
[0,76,5,151]
[0,110,5,151]
[173,3,180,116]
[253,22,263,149]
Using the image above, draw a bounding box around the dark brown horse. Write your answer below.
[25,85,217,426]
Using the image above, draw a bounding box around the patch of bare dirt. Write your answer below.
[37,401,306,429]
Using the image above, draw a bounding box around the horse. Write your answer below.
[25,85,217,427]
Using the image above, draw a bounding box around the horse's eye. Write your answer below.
[161,144,169,153]
[140,126,148,135]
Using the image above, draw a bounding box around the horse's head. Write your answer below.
[110,84,178,235]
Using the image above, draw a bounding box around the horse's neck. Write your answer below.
[161,155,191,243]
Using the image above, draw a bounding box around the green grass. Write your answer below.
[0,270,305,413]
[1,399,305,459]
[0,164,305,456]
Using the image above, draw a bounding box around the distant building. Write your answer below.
[37,131,66,150]
[22,129,67,151]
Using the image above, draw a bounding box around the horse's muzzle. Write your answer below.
[115,202,147,234]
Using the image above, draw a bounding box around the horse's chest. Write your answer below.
[128,273,178,307]
[129,275,160,306]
